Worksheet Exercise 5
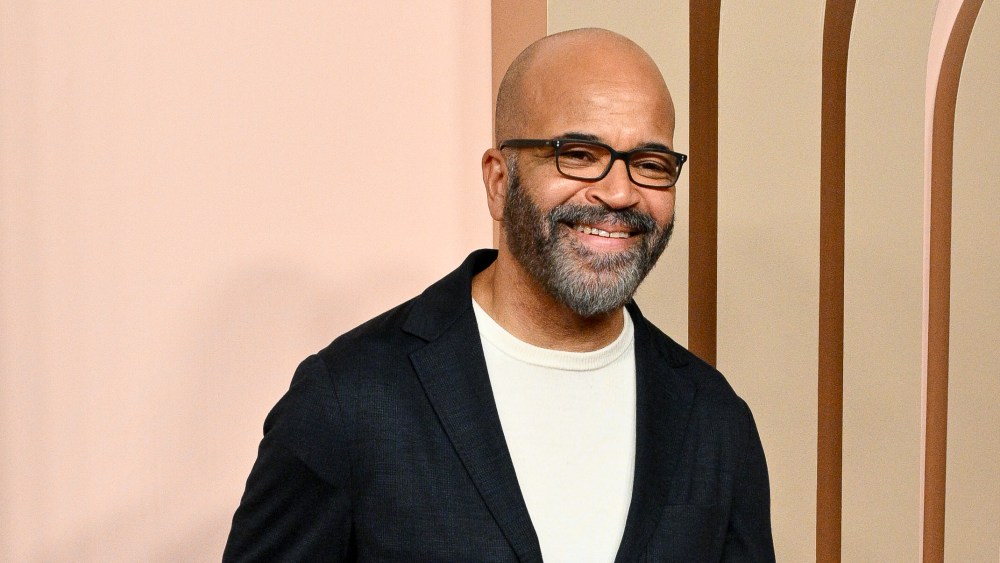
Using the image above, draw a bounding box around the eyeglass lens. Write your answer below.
[555,141,680,187]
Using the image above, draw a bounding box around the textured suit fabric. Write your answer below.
[224,249,775,562]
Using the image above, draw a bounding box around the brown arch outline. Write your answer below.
[490,0,546,246]
[490,0,547,133]
[688,0,721,366]
[922,1,984,561]
[817,1,856,561]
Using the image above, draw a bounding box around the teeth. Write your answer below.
[575,225,630,238]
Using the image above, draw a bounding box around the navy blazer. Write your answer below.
[224,250,774,562]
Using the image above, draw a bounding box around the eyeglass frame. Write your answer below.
[498,137,687,188]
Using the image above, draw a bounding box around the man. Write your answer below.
[224,28,774,562]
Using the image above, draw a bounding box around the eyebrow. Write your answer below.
[557,131,674,153]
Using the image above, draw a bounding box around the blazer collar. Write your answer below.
[403,250,696,562]
[401,249,497,341]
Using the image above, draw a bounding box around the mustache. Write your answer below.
[547,204,659,234]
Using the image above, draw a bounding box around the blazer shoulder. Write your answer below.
[312,253,481,383]
[315,297,422,370]
[643,318,748,410]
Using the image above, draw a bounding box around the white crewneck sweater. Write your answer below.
[472,300,637,562]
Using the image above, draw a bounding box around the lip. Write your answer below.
[575,222,634,238]
[566,222,638,252]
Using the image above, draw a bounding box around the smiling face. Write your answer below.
[485,30,678,317]
[501,160,674,317]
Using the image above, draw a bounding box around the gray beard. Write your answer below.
[502,170,673,318]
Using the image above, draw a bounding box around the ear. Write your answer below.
[481,148,508,222]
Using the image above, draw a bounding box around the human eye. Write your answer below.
[557,142,604,167]
[630,152,677,179]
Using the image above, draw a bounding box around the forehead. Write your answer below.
[518,39,675,146]
[535,81,672,139]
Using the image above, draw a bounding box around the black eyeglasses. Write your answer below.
[498,138,687,188]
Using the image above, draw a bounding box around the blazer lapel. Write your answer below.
[409,314,542,563]
[614,306,696,562]
[403,251,541,563]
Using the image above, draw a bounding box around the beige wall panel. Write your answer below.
[547,0,691,345]
[946,1,1000,560]
[717,2,823,559]
[841,1,935,560]
[0,1,492,560]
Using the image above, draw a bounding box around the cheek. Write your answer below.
[525,173,581,208]
[645,189,676,224]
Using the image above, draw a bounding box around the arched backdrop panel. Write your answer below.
[946,1,1000,560]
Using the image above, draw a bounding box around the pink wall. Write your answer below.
[0,2,492,560]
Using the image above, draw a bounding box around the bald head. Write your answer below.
[494,28,675,146]
[479,28,680,325]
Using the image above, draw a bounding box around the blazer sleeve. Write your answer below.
[721,403,776,562]
[223,355,354,562]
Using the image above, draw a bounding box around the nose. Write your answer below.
[583,158,641,209]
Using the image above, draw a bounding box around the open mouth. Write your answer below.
[574,224,635,239]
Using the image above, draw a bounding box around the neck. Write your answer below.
[471,250,625,352]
